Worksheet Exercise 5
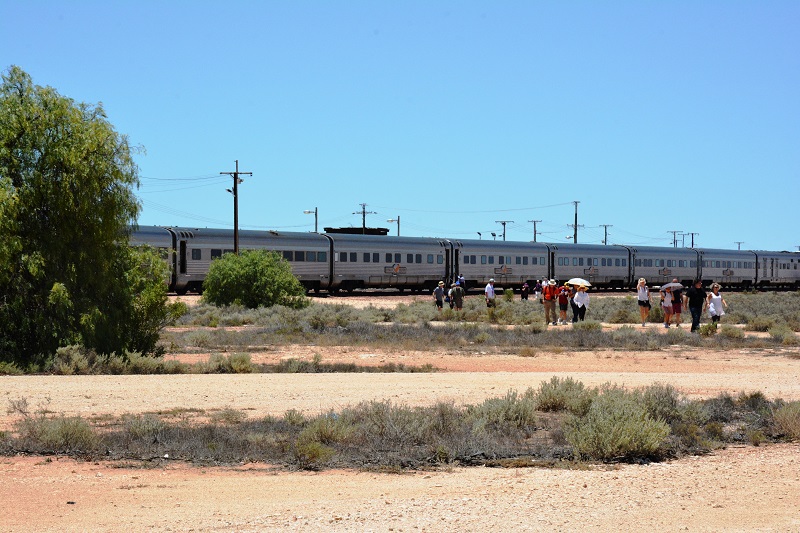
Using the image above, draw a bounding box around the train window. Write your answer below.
[211,249,222,259]
[385,253,392,263]
[416,254,422,263]
[601,258,606,267]
[592,258,598,266]
[714,261,720,268]
[373,253,380,263]
[191,249,202,260]
[532,257,538,265]
[540,257,546,265]
[394,253,401,263]
[363,253,371,262]
[350,252,357,262]
[499,256,504,265]
[571,257,577,266]
[437,255,443,264]
[318,252,327,262]
[306,252,316,262]
[615,259,620,266]
[427,254,434,264]
[295,251,305,261]
[471,255,477,264]
[481,255,487,265]
[282,251,292,261]
[523,257,529,265]
[407,254,414,263]
[339,252,347,262]
[488,256,495,264]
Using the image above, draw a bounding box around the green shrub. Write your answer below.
[572,320,602,332]
[565,387,671,462]
[16,414,100,453]
[203,249,310,309]
[698,323,718,336]
[122,414,166,442]
[773,401,800,440]
[468,389,538,431]
[637,383,682,424]
[535,376,595,416]
[719,325,745,339]
[228,353,254,373]
[294,441,335,469]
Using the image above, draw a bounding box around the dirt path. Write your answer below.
[2,294,799,531]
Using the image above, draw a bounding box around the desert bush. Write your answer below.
[535,376,595,416]
[15,414,100,454]
[467,389,538,432]
[719,325,745,339]
[744,316,775,332]
[698,323,718,336]
[210,409,247,425]
[294,440,335,469]
[122,414,167,443]
[571,320,602,332]
[0,361,22,375]
[772,401,800,440]
[636,383,683,424]
[565,386,671,462]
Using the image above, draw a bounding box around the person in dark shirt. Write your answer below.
[683,280,707,333]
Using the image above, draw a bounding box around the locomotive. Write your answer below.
[130,226,800,294]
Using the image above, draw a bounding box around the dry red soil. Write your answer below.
[2,294,799,532]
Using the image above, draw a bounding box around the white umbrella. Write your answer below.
[660,282,684,291]
[567,277,592,287]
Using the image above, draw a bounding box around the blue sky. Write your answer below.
[2,1,798,251]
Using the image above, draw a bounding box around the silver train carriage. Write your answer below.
[130,226,800,293]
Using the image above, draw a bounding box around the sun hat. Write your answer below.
[638,277,646,284]
[438,281,444,286]
[548,280,556,286]
[489,278,495,282]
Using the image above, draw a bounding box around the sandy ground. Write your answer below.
[2,294,799,532]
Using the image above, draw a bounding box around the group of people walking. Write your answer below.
[435,276,728,332]
[434,276,591,325]
[637,277,727,332]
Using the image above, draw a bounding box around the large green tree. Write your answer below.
[0,66,174,366]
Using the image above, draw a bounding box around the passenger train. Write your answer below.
[130,226,800,295]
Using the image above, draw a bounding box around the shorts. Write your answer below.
[559,303,568,311]
[486,298,496,308]
[435,300,443,309]
[672,302,682,313]
[638,300,651,308]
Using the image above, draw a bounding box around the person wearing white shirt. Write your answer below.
[484,279,496,308]
[572,285,590,322]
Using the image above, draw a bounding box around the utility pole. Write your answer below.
[735,241,744,250]
[220,160,252,254]
[572,201,580,243]
[686,232,700,247]
[668,230,682,248]
[600,224,613,245]
[528,219,541,242]
[304,208,318,232]
[387,216,400,236]
[495,220,513,241]
[353,203,377,234]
